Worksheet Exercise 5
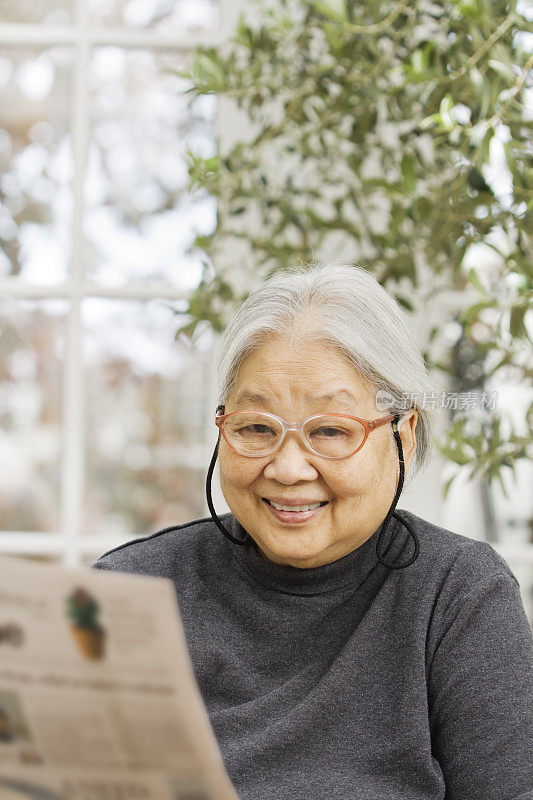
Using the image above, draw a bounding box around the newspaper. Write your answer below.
[0,555,240,800]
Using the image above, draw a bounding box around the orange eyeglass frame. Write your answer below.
[215,407,399,460]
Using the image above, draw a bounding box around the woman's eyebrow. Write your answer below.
[233,391,270,406]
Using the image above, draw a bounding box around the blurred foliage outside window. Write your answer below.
[0,1,219,546]
[0,298,65,532]
[180,0,533,520]
[82,300,211,537]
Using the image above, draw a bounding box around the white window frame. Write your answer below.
[0,0,237,565]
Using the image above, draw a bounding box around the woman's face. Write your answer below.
[218,337,418,568]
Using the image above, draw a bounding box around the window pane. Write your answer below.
[0,0,71,24]
[83,298,212,537]
[0,298,66,533]
[0,48,73,283]
[85,48,216,289]
[89,0,219,32]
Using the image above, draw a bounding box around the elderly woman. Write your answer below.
[95,265,533,800]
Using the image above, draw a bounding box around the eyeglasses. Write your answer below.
[215,410,398,460]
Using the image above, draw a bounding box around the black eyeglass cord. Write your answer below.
[206,437,248,546]
[374,423,420,569]
[205,417,420,568]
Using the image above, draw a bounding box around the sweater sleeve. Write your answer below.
[427,554,533,800]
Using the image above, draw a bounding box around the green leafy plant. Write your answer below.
[179,0,532,493]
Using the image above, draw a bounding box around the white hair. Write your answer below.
[216,263,434,475]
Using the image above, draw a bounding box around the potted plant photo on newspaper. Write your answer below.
[65,587,106,661]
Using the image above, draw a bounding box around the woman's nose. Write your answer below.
[262,433,319,483]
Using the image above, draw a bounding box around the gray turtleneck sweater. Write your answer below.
[94,509,533,800]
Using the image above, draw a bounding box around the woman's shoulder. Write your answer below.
[398,507,517,581]
[398,508,517,581]
[396,509,522,621]
[92,515,223,578]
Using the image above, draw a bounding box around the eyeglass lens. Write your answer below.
[223,412,366,457]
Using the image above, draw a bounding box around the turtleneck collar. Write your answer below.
[221,514,405,597]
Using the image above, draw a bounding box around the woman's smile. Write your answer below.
[262,496,328,523]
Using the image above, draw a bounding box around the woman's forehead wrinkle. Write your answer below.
[231,386,365,411]
[309,389,361,406]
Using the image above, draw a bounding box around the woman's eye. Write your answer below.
[242,424,274,435]
[313,427,344,438]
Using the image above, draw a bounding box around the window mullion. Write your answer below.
[0,279,191,300]
[59,0,90,568]
[0,23,219,49]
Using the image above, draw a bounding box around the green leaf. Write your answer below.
[488,59,516,85]
[469,67,484,95]
[443,473,457,500]
[496,469,509,498]
[323,21,344,50]
[458,0,480,18]
[509,304,527,338]
[476,128,493,167]
[411,50,425,75]
[395,295,415,312]
[190,50,226,92]
[311,0,347,22]
[420,113,440,130]
[467,267,488,296]
[467,167,491,193]
[401,154,416,194]
[459,300,494,324]
[439,95,455,131]
[193,234,213,250]
[503,142,517,175]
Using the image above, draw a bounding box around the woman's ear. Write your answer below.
[398,410,418,473]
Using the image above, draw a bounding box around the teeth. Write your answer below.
[269,501,323,512]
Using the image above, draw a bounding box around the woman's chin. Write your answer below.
[254,532,332,568]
